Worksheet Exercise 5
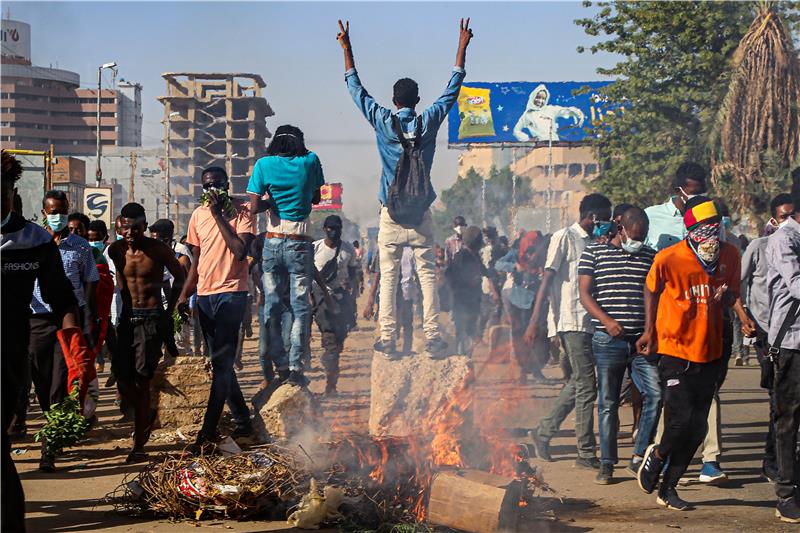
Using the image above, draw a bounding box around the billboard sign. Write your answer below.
[83,187,113,227]
[448,81,612,145]
[313,183,343,211]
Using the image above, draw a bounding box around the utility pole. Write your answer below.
[95,67,102,186]
[164,111,173,219]
[96,62,117,186]
[128,151,137,202]
[174,200,180,235]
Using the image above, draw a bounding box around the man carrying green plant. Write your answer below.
[2,150,83,530]
[107,202,185,463]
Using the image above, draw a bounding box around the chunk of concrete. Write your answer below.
[259,384,321,441]
[151,356,212,429]
[368,353,473,437]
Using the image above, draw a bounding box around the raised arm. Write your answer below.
[455,17,473,70]
[422,18,473,127]
[338,20,391,128]
[337,20,355,72]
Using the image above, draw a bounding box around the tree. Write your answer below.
[710,4,800,216]
[576,2,800,221]
[575,2,754,206]
[433,165,532,243]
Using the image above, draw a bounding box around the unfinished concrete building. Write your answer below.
[159,72,273,231]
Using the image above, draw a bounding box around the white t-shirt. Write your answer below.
[313,239,357,291]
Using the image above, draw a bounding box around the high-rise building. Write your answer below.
[159,72,273,231]
[0,17,142,156]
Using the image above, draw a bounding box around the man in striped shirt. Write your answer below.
[578,207,660,485]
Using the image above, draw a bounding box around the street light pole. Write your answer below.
[95,67,102,186]
[164,110,179,219]
[96,62,117,186]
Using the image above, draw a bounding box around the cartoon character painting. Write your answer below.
[512,84,584,142]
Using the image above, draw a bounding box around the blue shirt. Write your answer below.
[31,233,99,314]
[345,67,466,204]
[246,152,325,222]
[644,198,686,251]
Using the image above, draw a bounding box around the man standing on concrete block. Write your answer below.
[179,167,256,453]
[525,193,613,469]
[338,18,473,359]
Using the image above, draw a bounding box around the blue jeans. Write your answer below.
[593,331,662,464]
[257,303,293,381]
[197,292,251,438]
[262,237,313,372]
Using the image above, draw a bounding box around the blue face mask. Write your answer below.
[722,216,732,228]
[46,213,68,232]
[115,234,123,241]
[593,221,613,239]
[89,241,105,251]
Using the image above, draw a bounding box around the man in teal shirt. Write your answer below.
[644,162,707,251]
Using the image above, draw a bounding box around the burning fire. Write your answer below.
[325,364,551,524]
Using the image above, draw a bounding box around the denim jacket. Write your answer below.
[344,67,466,205]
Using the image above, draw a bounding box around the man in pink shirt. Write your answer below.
[178,167,255,452]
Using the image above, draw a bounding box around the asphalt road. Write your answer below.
[14,311,794,533]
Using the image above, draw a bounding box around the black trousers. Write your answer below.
[773,348,800,499]
[3,324,29,532]
[657,355,722,489]
[28,314,68,412]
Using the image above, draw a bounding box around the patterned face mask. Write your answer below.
[687,222,721,269]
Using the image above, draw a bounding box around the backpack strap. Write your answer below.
[391,115,410,149]
[769,298,800,354]
[413,116,423,144]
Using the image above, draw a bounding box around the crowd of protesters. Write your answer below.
[2,15,800,531]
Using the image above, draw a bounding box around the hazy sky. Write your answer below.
[8,1,611,225]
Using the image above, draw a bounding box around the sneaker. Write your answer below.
[698,461,727,484]
[527,428,553,462]
[627,456,643,477]
[39,454,56,473]
[595,463,613,484]
[575,456,601,470]
[277,369,290,382]
[285,370,309,387]
[374,340,399,360]
[657,486,692,511]
[637,443,664,494]
[425,338,449,359]
[762,461,778,483]
[734,356,744,367]
[776,497,800,523]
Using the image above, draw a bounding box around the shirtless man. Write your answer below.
[107,202,185,462]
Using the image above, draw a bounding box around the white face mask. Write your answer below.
[621,236,644,254]
[678,187,701,202]
[454,226,464,236]
[779,218,792,228]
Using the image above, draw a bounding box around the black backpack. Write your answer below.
[386,115,435,226]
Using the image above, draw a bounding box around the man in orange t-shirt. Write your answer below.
[635,196,756,511]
